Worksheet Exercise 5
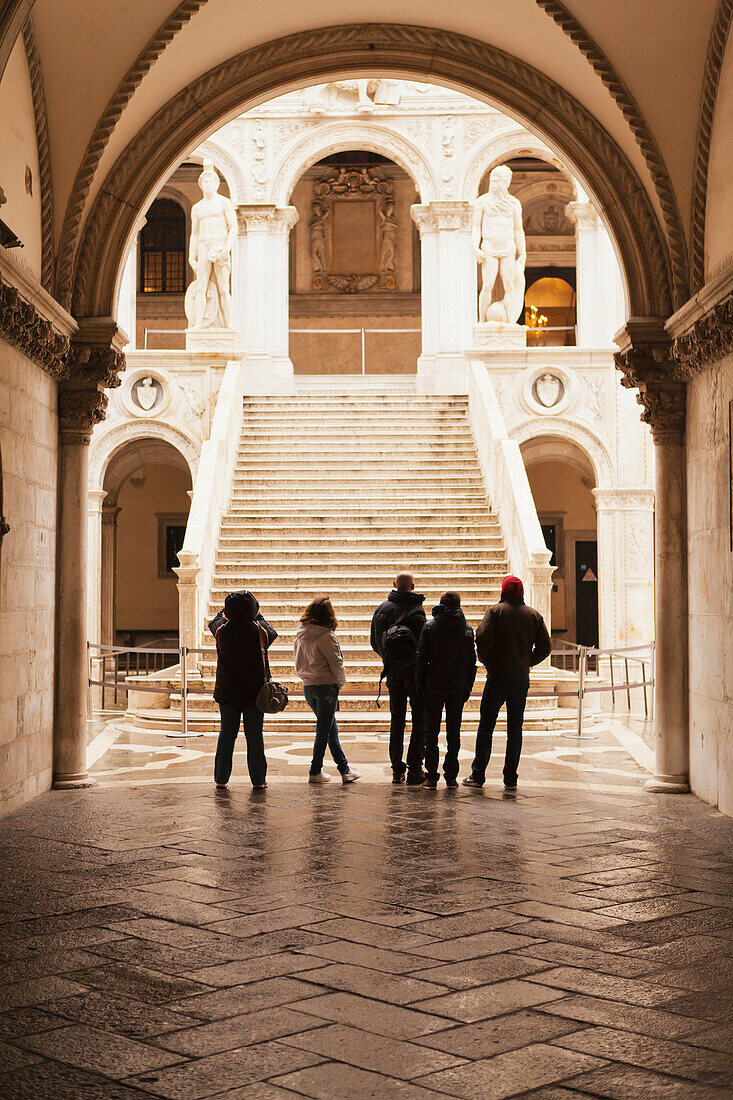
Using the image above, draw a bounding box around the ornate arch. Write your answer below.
[89,419,199,497]
[462,129,576,201]
[194,139,248,204]
[510,417,615,488]
[271,120,436,205]
[67,24,674,321]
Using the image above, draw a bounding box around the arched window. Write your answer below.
[139,199,186,294]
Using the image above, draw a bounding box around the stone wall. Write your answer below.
[687,352,733,815]
[0,340,57,814]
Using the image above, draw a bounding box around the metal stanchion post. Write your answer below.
[624,658,631,709]
[650,641,655,723]
[641,661,648,718]
[181,646,188,737]
[577,646,586,738]
[87,643,93,718]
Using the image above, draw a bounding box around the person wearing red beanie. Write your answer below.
[463,574,550,791]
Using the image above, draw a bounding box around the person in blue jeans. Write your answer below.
[293,596,360,785]
[464,575,551,791]
[209,590,276,790]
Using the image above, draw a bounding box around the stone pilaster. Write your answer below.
[53,320,126,789]
[411,202,475,394]
[236,204,298,393]
[566,201,624,347]
[615,319,689,793]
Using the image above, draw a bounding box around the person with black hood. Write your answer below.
[209,590,277,790]
[370,572,427,784]
[416,592,477,789]
[463,574,551,791]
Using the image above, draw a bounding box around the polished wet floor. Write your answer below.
[1,741,732,1097]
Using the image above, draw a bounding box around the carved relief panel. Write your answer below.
[309,167,397,292]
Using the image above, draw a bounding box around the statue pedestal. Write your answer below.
[185,328,240,353]
[474,321,528,350]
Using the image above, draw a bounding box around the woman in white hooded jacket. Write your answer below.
[293,597,360,785]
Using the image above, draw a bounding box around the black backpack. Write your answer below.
[377,608,417,705]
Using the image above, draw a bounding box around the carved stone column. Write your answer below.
[615,319,689,792]
[566,201,624,347]
[411,202,475,394]
[101,506,120,647]
[54,321,125,789]
[236,204,298,393]
[86,489,106,647]
[592,488,655,651]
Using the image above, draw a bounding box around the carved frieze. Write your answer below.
[0,274,70,377]
[673,290,733,376]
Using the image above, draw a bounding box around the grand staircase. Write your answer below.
[134,383,584,735]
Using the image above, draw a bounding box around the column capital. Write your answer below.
[59,319,126,446]
[236,204,298,235]
[565,201,601,231]
[614,318,686,444]
[87,489,108,513]
[592,487,655,511]
[411,202,472,235]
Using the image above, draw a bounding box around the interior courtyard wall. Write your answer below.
[686,353,733,815]
[0,340,57,813]
[0,40,42,280]
[114,463,191,636]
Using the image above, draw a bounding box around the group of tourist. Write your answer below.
[210,572,551,791]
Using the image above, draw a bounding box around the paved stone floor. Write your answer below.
[1,728,732,1098]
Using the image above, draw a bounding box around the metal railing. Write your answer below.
[88,638,654,744]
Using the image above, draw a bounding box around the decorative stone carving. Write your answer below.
[614,323,685,442]
[132,376,162,412]
[673,290,733,375]
[185,161,237,331]
[412,203,472,234]
[473,166,526,324]
[59,339,125,445]
[309,167,396,292]
[0,273,70,377]
[304,80,413,114]
[534,372,564,408]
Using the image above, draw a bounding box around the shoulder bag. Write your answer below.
[255,623,289,713]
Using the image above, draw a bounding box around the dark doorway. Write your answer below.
[575,540,599,648]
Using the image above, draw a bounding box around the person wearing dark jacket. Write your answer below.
[209,590,277,790]
[416,592,476,788]
[370,572,427,784]
[463,575,551,791]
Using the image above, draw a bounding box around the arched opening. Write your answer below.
[521,436,598,649]
[101,440,192,649]
[288,149,421,375]
[524,275,576,347]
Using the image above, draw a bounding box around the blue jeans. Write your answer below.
[471,680,529,786]
[215,704,266,786]
[304,683,348,775]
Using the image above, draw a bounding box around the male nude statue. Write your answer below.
[188,161,237,330]
[473,165,526,324]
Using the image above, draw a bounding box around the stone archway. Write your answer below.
[65,24,677,324]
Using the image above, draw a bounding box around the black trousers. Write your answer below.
[471,679,529,786]
[387,669,426,776]
[424,688,466,783]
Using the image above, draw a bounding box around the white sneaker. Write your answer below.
[308,772,331,784]
[341,769,360,784]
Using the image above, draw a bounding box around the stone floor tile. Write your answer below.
[105,917,235,949]
[293,963,447,1004]
[68,962,213,1005]
[650,955,733,992]
[185,952,326,987]
[496,902,627,930]
[0,1039,42,1070]
[408,929,539,962]
[477,920,628,954]
[625,934,730,966]
[294,939,442,974]
[610,909,733,945]
[154,1005,324,1055]
[661,991,733,1022]
[0,1060,154,1099]
[537,993,707,1039]
[526,966,681,1007]
[300,916,436,950]
[16,1022,183,1078]
[413,979,568,1022]
[131,878,245,905]
[272,1062,454,1098]
[0,976,89,1010]
[214,1085,305,1100]
[281,1021,464,1078]
[293,991,454,1038]
[593,896,713,923]
[565,1063,733,1099]
[417,1040,607,1099]
[515,941,658,977]
[0,1005,69,1038]
[169,976,327,1019]
[209,906,335,939]
[573,882,683,903]
[686,1025,733,1053]
[415,1008,586,1058]
[124,1040,323,1098]
[411,952,551,990]
[551,1025,733,1087]
[42,992,199,1039]
[409,910,526,938]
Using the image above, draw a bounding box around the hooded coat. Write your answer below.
[415,602,477,697]
[209,591,277,709]
[293,622,346,687]
[475,581,551,682]
[370,589,427,664]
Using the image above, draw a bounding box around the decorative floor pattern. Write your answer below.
[1,741,732,1098]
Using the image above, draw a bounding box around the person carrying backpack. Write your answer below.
[416,591,477,789]
[370,572,427,784]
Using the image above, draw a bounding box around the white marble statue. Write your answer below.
[309,198,330,275]
[186,161,237,330]
[473,165,526,324]
[378,199,397,275]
